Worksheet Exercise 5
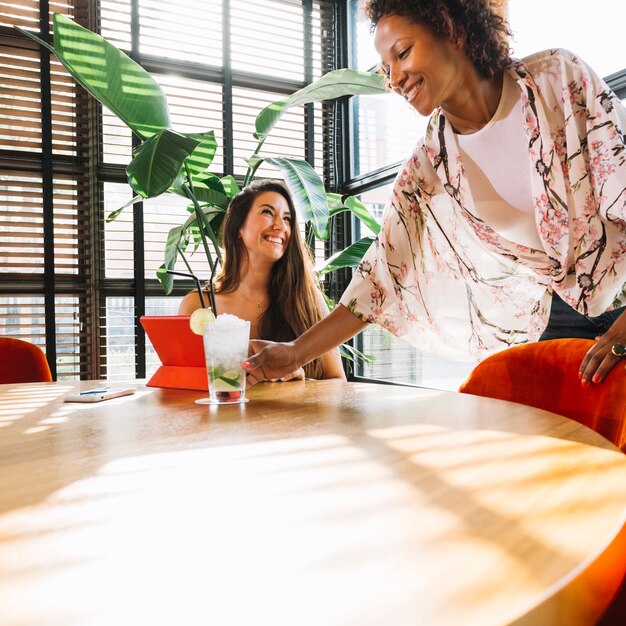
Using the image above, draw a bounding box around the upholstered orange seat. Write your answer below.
[459,338,626,452]
[0,337,53,384]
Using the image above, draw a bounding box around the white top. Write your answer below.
[457,72,540,249]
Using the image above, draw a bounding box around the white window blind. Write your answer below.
[97,0,337,380]
[0,0,95,379]
[2,0,338,381]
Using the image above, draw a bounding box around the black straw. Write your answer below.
[166,266,220,315]
[208,258,220,316]
[166,270,207,310]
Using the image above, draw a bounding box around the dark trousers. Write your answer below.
[539,293,624,341]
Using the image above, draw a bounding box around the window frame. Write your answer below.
[0,0,341,380]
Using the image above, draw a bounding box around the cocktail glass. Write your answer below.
[196,314,250,405]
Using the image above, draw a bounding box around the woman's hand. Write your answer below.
[244,340,302,386]
[579,309,626,384]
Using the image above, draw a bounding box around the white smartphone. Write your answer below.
[64,387,136,403]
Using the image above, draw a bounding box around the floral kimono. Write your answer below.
[340,49,626,362]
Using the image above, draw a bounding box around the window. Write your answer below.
[0,0,94,378]
[1,0,338,380]
[507,0,626,81]
[343,0,626,391]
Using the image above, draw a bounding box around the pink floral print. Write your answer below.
[340,49,626,361]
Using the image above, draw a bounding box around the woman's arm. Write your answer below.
[312,290,347,381]
[319,346,347,380]
[245,304,368,384]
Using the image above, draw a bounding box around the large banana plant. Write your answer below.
[17,13,386,294]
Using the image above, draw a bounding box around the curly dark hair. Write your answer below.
[364,0,512,80]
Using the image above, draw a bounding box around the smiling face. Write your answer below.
[238,191,293,265]
[375,14,465,117]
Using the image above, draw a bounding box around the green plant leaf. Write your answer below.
[326,193,346,213]
[315,236,375,275]
[245,154,264,173]
[156,263,174,294]
[185,131,218,178]
[174,186,230,210]
[189,184,231,208]
[196,173,226,194]
[342,196,381,235]
[339,343,375,364]
[322,292,335,311]
[327,194,381,235]
[264,157,329,240]
[255,68,386,140]
[126,129,199,198]
[220,175,240,198]
[159,219,195,294]
[106,194,143,222]
[19,14,171,140]
[180,204,226,235]
[162,204,225,272]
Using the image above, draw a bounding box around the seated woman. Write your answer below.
[179,179,346,381]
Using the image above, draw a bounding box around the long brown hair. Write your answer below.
[214,179,327,379]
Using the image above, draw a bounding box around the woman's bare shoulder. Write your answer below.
[178,289,217,315]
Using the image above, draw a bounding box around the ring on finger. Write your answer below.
[611,343,626,357]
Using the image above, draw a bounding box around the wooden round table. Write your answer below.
[0,379,625,625]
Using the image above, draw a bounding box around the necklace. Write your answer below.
[238,288,267,310]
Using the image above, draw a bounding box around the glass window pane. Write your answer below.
[0,296,46,346]
[143,193,214,283]
[508,0,626,78]
[231,0,304,81]
[55,296,85,380]
[0,45,42,154]
[160,74,224,173]
[138,0,223,66]
[102,106,132,165]
[100,0,131,51]
[347,0,429,177]
[102,297,136,381]
[348,0,378,72]
[233,86,308,178]
[103,182,134,279]
[0,172,45,275]
[351,93,428,177]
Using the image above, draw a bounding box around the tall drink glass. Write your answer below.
[198,314,250,405]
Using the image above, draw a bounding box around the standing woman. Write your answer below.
[244,0,626,386]
[179,179,345,381]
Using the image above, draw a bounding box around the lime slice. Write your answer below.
[222,369,240,380]
[213,377,240,392]
[189,307,216,335]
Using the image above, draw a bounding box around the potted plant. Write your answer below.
[17,13,384,361]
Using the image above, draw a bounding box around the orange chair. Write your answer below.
[460,338,626,624]
[0,337,53,384]
[459,338,626,452]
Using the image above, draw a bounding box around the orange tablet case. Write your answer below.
[140,316,208,391]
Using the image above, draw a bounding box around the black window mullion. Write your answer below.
[222,0,233,175]
[606,69,626,100]
[39,0,57,379]
[303,0,314,169]
[130,0,146,378]
[303,0,314,250]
